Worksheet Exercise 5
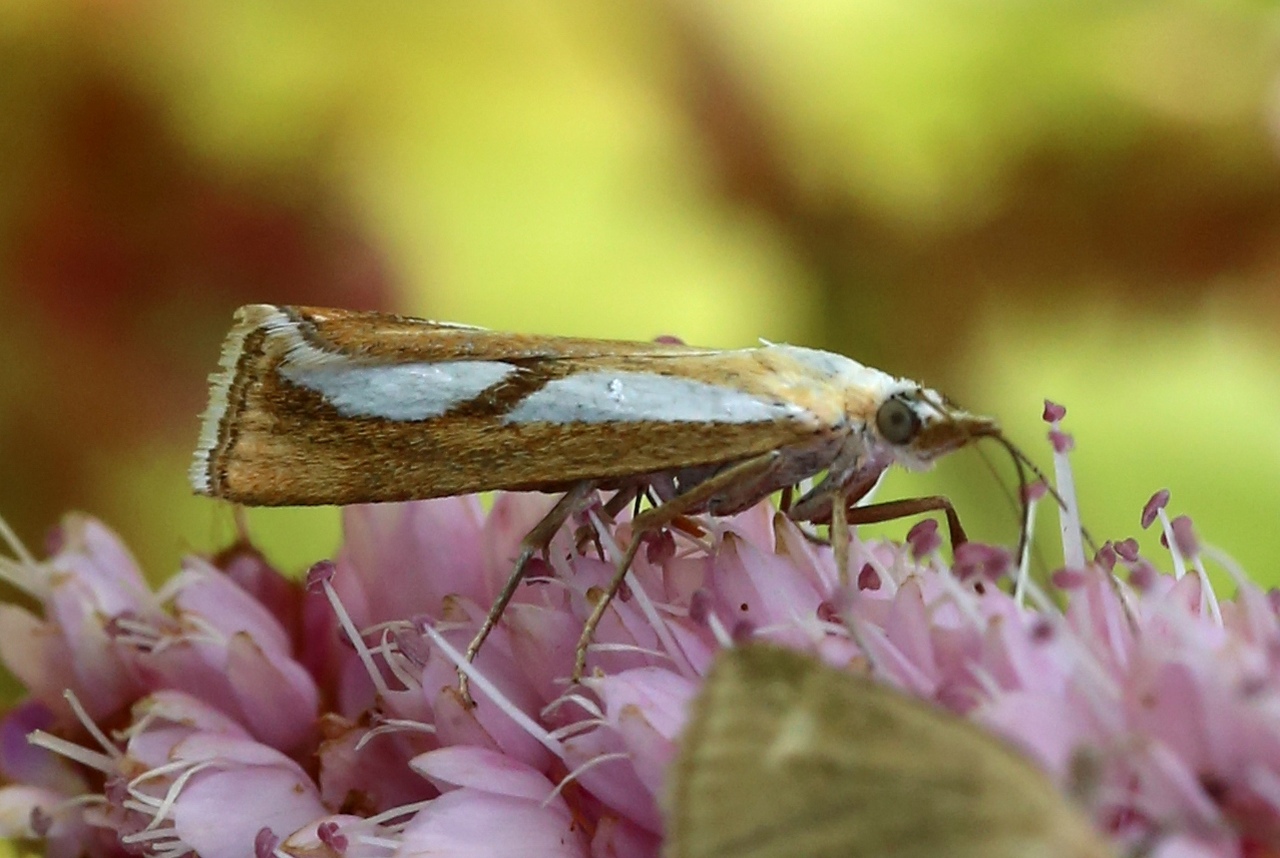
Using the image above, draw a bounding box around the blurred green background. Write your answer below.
[1,1,1278,590]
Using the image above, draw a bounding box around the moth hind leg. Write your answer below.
[571,486,638,559]
[459,481,597,706]
[701,460,791,518]
[572,451,783,683]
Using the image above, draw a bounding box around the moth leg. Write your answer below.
[460,481,597,705]
[703,466,789,517]
[841,495,967,547]
[789,463,885,523]
[816,493,967,587]
[794,524,833,547]
[831,492,851,585]
[573,486,639,557]
[572,452,781,683]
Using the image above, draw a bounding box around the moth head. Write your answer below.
[873,386,1000,469]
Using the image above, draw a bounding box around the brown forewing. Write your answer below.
[205,390,834,506]
[200,307,859,505]
[282,305,708,363]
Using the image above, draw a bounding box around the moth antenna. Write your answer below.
[968,437,1035,570]
[991,430,1139,631]
[920,389,1099,561]
[985,432,1100,557]
[920,389,1033,562]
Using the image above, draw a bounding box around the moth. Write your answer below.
[665,643,1115,858]
[192,305,1019,698]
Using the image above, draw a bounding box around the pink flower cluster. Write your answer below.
[0,408,1276,857]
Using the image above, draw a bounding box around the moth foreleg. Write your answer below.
[842,495,967,547]
[810,491,968,588]
[821,495,967,589]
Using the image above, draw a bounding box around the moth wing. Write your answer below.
[664,645,1114,858]
[272,304,724,362]
[194,306,837,504]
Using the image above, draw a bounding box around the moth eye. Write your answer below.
[876,397,921,445]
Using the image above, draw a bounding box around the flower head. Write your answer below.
[0,412,1275,856]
